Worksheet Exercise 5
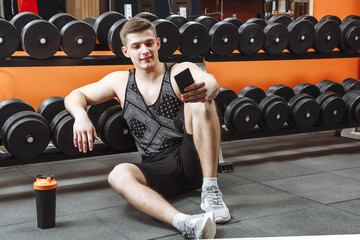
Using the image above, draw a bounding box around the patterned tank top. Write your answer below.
[122,62,184,159]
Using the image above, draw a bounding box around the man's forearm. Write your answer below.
[64,90,89,119]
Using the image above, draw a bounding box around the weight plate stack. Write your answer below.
[10,12,42,33]
[222,17,243,29]
[341,78,360,92]
[267,15,293,27]
[339,19,360,53]
[343,90,360,124]
[153,19,180,58]
[2,111,50,159]
[317,80,346,97]
[316,92,346,127]
[238,23,264,55]
[179,22,209,58]
[49,13,77,31]
[319,15,342,25]
[37,96,65,125]
[287,19,315,54]
[293,83,321,99]
[209,21,239,56]
[0,19,19,59]
[94,11,126,44]
[108,19,128,57]
[215,88,239,115]
[238,85,266,104]
[223,97,259,135]
[287,94,319,130]
[296,15,318,26]
[134,12,159,22]
[313,20,340,54]
[343,15,360,23]
[87,98,120,130]
[52,111,79,155]
[194,16,218,31]
[266,84,295,102]
[166,14,188,29]
[258,95,288,131]
[21,19,61,59]
[246,18,267,30]
[263,23,290,55]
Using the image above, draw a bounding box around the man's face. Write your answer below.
[122,29,160,71]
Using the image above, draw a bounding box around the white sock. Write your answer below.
[202,177,219,191]
[172,213,189,232]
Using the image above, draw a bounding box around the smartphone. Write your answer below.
[174,68,195,94]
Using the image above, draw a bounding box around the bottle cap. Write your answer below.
[33,175,58,190]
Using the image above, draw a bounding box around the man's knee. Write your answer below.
[108,163,146,193]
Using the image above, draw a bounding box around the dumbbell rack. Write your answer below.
[0,48,360,168]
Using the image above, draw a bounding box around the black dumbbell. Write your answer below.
[317,80,346,96]
[97,105,136,151]
[135,12,180,58]
[239,85,288,131]
[166,14,189,29]
[215,88,259,134]
[223,17,243,29]
[48,13,96,58]
[319,15,342,25]
[341,78,360,92]
[238,22,265,55]
[296,15,318,26]
[288,17,315,54]
[339,18,360,53]
[266,84,319,130]
[0,18,19,59]
[343,90,360,124]
[313,18,340,53]
[342,15,360,23]
[0,99,50,159]
[10,12,60,59]
[267,15,293,27]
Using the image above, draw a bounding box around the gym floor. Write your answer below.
[2,130,360,239]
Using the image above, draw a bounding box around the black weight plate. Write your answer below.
[83,17,97,27]
[0,19,19,59]
[267,15,292,27]
[258,95,288,131]
[341,78,360,92]
[266,84,295,102]
[238,85,266,104]
[223,17,243,29]
[165,14,188,29]
[288,19,315,54]
[246,18,267,30]
[317,93,346,126]
[21,20,60,59]
[316,80,345,96]
[313,20,340,53]
[179,21,209,58]
[296,15,318,26]
[209,21,239,56]
[48,13,77,31]
[53,114,79,155]
[340,20,360,52]
[134,12,159,22]
[319,15,342,25]
[37,96,65,124]
[94,11,125,44]
[2,111,50,159]
[344,90,360,123]
[61,21,96,58]
[194,16,218,31]
[103,110,135,151]
[0,99,35,131]
[97,105,122,145]
[87,98,120,129]
[224,97,258,134]
[288,94,319,129]
[10,12,42,34]
[238,22,264,55]
[50,109,71,134]
[343,15,360,23]
[214,88,238,114]
[108,19,128,57]
[153,19,180,58]
[263,23,289,55]
[293,83,321,98]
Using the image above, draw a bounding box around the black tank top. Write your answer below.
[122,63,184,159]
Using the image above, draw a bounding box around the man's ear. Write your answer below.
[121,46,130,58]
[156,37,161,50]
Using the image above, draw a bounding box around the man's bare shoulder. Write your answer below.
[171,62,199,75]
[103,70,129,83]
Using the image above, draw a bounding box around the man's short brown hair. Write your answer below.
[120,17,157,46]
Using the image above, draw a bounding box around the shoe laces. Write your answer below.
[182,224,196,239]
[205,186,224,207]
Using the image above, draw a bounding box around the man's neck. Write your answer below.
[135,61,165,82]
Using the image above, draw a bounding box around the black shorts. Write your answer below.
[133,133,203,199]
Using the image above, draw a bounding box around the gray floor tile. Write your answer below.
[263,173,360,204]
[0,169,34,197]
[244,205,360,236]
[330,167,360,181]
[330,199,360,217]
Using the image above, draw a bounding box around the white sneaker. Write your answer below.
[201,186,231,223]
[182,212,216,239]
